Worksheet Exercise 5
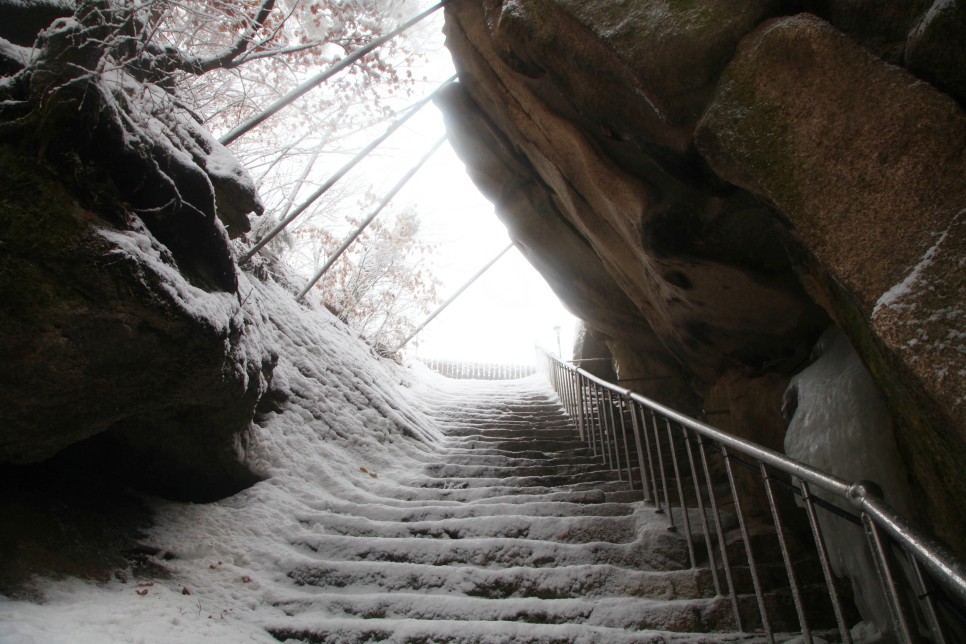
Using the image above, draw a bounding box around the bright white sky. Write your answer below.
[384,108,578,365]
[284,3,578,365]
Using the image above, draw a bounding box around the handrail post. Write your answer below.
[650,410,673,524]
[616,394,635,490]
[801,480,853,644]
[849,481,913,642]
[587,382,599,457]
[685,431,721,595]
[862,511,915,642]
[666,419,696,568]
[594,384,607,462]
[628,400,652,501]
[575,371,587,443]
[570,370,581,437]
[760,462,811,640]
[698,435,741,629]
[604,389,619,478]
[536,348,966,642]
[722,446,773,642]
[908,554,948,644]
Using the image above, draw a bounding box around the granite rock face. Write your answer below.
[441,0,965,554]
[696,13,966,547]
[0,147,275,501]
[0,3,271,501]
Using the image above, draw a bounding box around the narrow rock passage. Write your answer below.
[266,375,748,643]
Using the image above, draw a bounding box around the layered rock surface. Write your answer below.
[0,146,274,501]
[440,0,965,555]
[0,3,269,501]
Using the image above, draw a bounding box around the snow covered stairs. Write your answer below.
[267,376,745,643]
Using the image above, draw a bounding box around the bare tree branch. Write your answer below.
[163,0,277,75]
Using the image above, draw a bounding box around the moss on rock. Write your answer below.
[0,143,271,502]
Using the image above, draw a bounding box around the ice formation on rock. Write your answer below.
[784,327,915,638]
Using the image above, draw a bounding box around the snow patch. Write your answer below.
[909,0,957,41]
[784,327,915,638]
[0,35,35,68]
[0,269,711,640]
[0,265,443,641]
[97,225,239,332]
[873,211,961,317]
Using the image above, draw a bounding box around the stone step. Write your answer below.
[267,593,736,634]
[398,475,633,493]
[421,462,617,478]
[435,406,569,416]
[437,445,598,459]
[437,413,571,422]
[402,465,648,490]
[265,616,752,643]
[441,439,592,452]
[299,499,635,522]
[361,486,617,505]
[441,427,577,439]
[292,530,691,571]
[285,559,714,601]
[297,512,639,544]
[605,489,650,504]
[427,453,607,467]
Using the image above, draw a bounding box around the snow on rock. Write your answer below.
[784,327,915,639]
[3,1,263,297]
[0,267,439,641]
[0,35,34,68]
[909,0,958,48]
[872,217,956,317]
[0,275,727,641]
[0,148,269,494]
[97,225,240,332]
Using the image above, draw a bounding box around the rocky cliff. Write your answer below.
[439,0,966,555]
[0,2,271,501]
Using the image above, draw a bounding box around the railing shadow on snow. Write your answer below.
[541,349,966,644]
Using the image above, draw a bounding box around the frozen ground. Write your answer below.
[0,267,740,643]
[0,265,439,643]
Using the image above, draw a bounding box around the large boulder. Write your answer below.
[906,0,966,105]
[438,82,653,344]
[0,2,274,501]
[696,13,966,552]
[0,147,275,501]
[442,0,827,385]
[441,0,966,556]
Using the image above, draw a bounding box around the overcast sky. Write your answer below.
[388,109,578,365]
[279,4,578,365]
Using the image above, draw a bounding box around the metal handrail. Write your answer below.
[420,358,536,380]
[540,349,966,643]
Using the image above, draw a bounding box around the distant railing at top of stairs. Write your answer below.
[421,359,536,381]
[540,349,966,644]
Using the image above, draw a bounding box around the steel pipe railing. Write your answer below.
[539,349,966,643]
[421,359,536,380]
